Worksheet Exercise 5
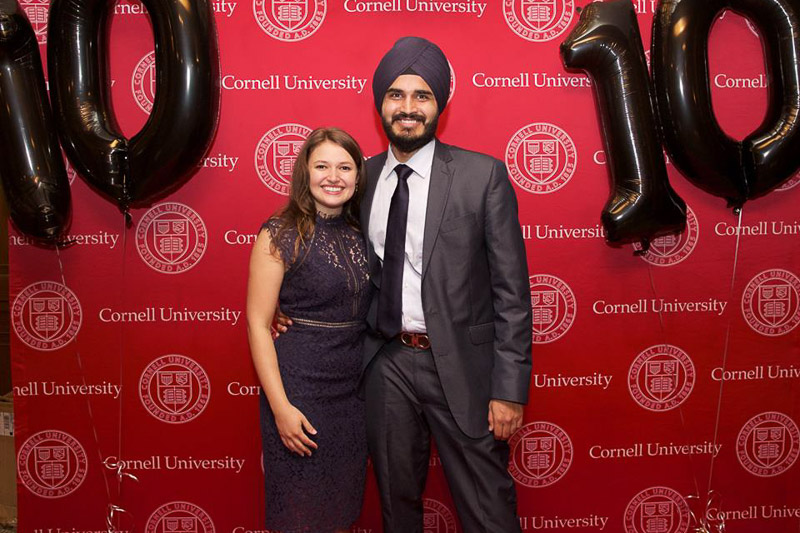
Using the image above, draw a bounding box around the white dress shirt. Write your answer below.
[368,139,436,333]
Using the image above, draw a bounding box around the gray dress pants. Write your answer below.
[364,338,521,533]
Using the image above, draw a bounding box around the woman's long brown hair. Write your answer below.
[269,127,367,261]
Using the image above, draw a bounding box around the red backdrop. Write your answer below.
[8,1,800,532]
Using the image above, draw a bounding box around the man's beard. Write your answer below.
[382,112,438,154]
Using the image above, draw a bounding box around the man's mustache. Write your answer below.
[392,112,426,124]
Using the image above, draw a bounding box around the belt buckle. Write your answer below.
[400,332,430,350]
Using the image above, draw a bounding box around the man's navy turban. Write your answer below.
[372,36,450,115]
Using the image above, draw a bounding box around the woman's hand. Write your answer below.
[273,403,318,456]
[271,309,293,338]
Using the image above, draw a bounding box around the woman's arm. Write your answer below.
[246,229,317,456]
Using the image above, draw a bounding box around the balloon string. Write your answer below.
[646,263,667,342]
[704,206,744,512]
[102,456,139,482]
[106,504,130,533]
[688,490,727,533]
[646,262,703,503]
[99,214,134,532]
[54,246,114,508]
[112,212,131,531]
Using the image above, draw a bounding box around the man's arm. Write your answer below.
[483,159,533,438]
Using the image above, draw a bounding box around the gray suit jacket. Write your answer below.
[360,140,532,438]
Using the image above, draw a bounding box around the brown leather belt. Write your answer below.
[398,332,430,349]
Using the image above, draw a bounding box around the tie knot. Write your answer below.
[394,164,413,182]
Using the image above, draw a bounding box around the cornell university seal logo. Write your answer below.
[255,123,312,195]
[17,430,88,498]
[12,281,82,351]
[736,411,799,477]
[139,354,211,424]
[741,269,800,336]
[21,0,49,44]
[506,123,577,194]
[136,202,208,274]
[145,501,216,533]
[253,0,326,41]
[529,274,576,343]
[508,421,573,487]
[628,344,695,412]
[422,498,457,533]
[624,486,690,533]
[633,206,699,266]
[132,51,157,114]
[503,0,574,42]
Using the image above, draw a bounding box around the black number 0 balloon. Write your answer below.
[653,0,800,205]
[47,0,220,211]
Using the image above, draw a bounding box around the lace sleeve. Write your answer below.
[260,218,297,271]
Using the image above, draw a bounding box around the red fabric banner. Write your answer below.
[8,1,799,531]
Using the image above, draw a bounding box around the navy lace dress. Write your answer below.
[259,213,371,533]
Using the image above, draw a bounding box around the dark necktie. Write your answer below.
[377,164,413,338]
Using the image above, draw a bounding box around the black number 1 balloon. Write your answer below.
[561,0,687,249]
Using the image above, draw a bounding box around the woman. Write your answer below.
[247,127,371,533]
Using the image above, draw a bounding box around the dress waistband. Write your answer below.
[290,316,362,329]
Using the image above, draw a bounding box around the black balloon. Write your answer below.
[0,0,71,242]
[561,0,686,248]
[47,0,220,210]
[734,0,800,199]
[652,0,800,205]
[652,0,744,206]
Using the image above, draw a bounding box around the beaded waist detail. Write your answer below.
[290,316,362,329]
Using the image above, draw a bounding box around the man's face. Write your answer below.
[381,74,439,154]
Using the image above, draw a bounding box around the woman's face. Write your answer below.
[308,140,358,216]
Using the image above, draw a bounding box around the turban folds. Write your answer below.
[372,36,451,114]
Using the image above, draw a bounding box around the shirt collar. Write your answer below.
[384,138,436,180]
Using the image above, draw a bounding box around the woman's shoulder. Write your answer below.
[260,215,297,237]
[260,215,306,266]
[260,215,281,231]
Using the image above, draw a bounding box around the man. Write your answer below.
[361,36,532,533]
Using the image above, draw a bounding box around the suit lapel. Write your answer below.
[422,142,453,280]
[361,152,387,240]
[362,152,387,284]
